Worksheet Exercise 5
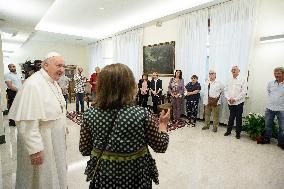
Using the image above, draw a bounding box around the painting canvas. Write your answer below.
[143,41,175,76]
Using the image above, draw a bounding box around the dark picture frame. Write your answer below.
[143,41,175,76]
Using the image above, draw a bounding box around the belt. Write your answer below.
[91,146,149,161]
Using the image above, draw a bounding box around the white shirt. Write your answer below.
[266,80,284,111]
[203,80,224,105]
[224,75,248,105]
[4,72,23,90]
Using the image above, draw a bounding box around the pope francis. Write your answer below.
[9,52,67,189]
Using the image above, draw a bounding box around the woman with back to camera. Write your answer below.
[138,73,151,108]
[79,63,170,189]
[168,70,185,129]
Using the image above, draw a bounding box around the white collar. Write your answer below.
[40,69,55,83]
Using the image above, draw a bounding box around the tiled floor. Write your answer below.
[1,103,284,189]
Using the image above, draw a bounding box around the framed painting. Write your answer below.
[143,41,175,76]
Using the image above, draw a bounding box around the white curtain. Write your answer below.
[209,0,257,123]
[176,9,209,118]
[113,28,143,81]
[88,38,113,77]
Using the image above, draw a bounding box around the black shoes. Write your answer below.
[257,136,270,144]
[236,133,241,139]
[9,119,16,127]
[277,143,284,150]
[0,135,6,144]
[224,131,231,136]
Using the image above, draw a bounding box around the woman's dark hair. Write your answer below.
[191,75,198,80]
[142,73,148,80]
[174,70,183,79]
[93,63,136,109]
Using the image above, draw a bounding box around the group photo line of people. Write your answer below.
[3,51,284,188]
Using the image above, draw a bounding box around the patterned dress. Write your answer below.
[185,82,201,125]
[79,105,169,189]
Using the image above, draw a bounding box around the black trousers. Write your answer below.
[227,102,244,134]
[152,95,159,114]
[138,94,148,108]
[76,93,85,113]
[7,89,17,126]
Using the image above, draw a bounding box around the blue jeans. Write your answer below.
[264,108,284,144]
[76,93,84,113]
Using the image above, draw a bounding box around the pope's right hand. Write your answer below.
[30,151,44,165]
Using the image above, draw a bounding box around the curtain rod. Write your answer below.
[178,0,233,17]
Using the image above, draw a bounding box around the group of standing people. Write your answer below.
[137,70,203,128]
[137,66,284,145]
[3,51,283,189]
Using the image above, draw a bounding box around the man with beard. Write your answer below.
[9,52,68,189]
[4,63,23,126]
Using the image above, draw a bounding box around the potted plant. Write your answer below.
[243,113,265,141]
[243,113,279,142]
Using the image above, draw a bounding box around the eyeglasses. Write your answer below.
[209,73,215,75]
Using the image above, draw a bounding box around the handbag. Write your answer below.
[207,83,220,107]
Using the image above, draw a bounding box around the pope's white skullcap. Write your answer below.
[44,52,61,60]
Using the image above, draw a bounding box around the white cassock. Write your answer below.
[9,69,67,189]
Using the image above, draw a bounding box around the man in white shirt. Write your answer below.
[9,52,67,189]
[224,66,248,139]
[4,63,23,126]
[202,70,224,132]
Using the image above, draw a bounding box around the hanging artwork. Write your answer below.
[143,41,175,76]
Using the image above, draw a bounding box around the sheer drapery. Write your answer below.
[209,0,257,82]
[88,38,112,77]
[176,9,209,119]
[176,9,209,84]
[209,0,257,123]
[113,28,143,82]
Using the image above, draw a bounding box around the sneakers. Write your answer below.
[224,131,231,136]
[213,127,218,132]
[202,126,209,130]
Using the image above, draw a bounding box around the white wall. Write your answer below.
[0,33,4,189]
[9,40,89,76]
[247,0,284,114]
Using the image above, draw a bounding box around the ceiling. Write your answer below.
[0,0,216,54]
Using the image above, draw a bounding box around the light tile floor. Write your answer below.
[1,103,284,189]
